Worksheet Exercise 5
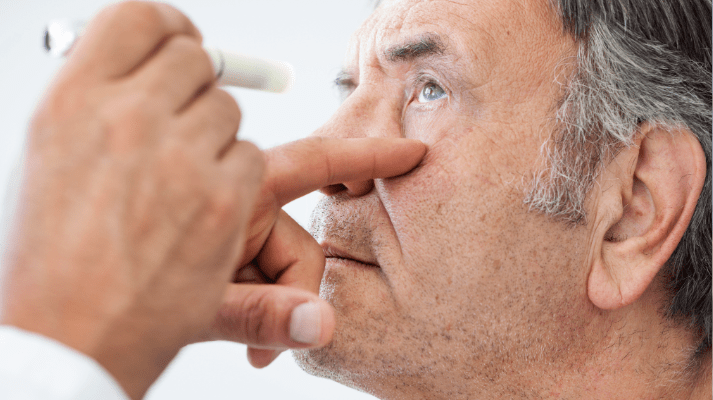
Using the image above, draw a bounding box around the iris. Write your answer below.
[418,82,447,103]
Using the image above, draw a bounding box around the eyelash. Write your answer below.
[332,73,448,106]
[411,74,448,105]
[334,73,356,102]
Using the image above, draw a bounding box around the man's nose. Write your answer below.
[312,87,401,197]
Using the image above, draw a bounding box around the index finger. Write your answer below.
[264,137,427,206]
[68,1,202,80]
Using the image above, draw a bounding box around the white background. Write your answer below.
[0,0,377,399]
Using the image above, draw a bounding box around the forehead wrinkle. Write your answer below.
[342,0,497,106]
[381,3,487,75]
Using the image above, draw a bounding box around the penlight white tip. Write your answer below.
[44,20,295,94]
[206,48,295,93]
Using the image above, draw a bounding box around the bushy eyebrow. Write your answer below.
[384,33,447,63]
[333,33,451,95]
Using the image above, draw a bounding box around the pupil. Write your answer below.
[426,86,435,98]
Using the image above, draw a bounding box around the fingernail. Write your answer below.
[290,302,321,345]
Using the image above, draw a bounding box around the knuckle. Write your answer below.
[194,44,217,79]
[213,89,242,127]
[99,2,200,44]
[164,34,203,58]
[105,2,165,34]
[243,291,274,344]
[239,140,263,163]
[162,36,214,82]
[235,142,266,180]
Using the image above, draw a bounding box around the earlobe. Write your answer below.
[587,124,706,310]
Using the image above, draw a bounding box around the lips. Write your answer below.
[311,194,386,270]
[321,243,380,268]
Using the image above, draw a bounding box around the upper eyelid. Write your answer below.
[334,72,356,91]
[413,72,445,88]
[411,73,448,99]
[414,72,433,84]
[333,71,449,102]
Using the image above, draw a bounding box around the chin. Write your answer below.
[293,343,404,400]
[293,265,396,382]
[292,344,374,394]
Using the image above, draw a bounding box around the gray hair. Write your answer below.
[526,0,711,353]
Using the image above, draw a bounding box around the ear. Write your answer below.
[587,123,707,310]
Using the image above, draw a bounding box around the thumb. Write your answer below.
[210,284,335,349]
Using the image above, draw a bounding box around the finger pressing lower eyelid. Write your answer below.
[175,86,242,153]
[265,137,427,206]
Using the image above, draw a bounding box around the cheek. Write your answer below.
[381,120,511,251]
[375,136,492,308]
[375,120,537,312]
[379,137,460,244]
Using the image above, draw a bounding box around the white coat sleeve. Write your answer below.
[0,325,130,400]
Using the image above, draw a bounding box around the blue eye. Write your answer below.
[418,82,447,103]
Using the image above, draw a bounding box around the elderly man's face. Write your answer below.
[296,0,598,396]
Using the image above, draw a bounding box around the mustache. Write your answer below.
[308,193,381,250]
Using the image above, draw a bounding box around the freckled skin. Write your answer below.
[293,0,707,399]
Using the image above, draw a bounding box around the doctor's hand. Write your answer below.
[0,2,262,399]
[207,137,426,368]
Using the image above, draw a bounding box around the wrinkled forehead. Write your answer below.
[344,0,567,78]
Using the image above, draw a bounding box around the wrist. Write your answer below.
[1,296,177,400]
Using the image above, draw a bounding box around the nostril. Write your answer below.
[319,180,374,197]
[320,184,347,196]
[344,180,374,197]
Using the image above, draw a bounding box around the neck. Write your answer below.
[359,348,711,400]
[357,308,710,400]
[571,344,709,399]
[538,305,710,400]
[688,350,711,400]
